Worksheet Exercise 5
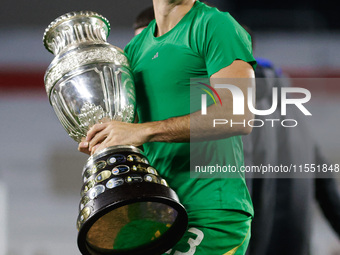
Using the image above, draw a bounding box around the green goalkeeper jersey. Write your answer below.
[124,1,256,215]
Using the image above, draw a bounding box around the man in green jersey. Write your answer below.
[79,1,256,254]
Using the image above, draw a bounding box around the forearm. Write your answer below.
[143,115,190,143]
[142,102,253,144]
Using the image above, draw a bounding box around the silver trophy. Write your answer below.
[43,11,187,255]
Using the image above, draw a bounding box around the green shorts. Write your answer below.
[163,209,252,255]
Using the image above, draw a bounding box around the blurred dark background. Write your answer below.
[1,0,339,78]
[0,0,338,31]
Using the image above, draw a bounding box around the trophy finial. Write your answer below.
[43,11,111,55]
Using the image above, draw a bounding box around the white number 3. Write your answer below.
[166,227,204,255]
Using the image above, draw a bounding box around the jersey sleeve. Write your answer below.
[123,39,135,66]
[123,30,142,67]
[201,12,256,77]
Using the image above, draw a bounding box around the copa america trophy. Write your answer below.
[43,11,188,255]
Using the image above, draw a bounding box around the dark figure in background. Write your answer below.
[243,27,340,255]
[242,57,280,255]
[133,6,155,36]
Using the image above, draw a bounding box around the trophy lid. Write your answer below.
[43,11,111,55]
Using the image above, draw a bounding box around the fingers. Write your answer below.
[78,140,102,156]
[88,130,109,152]
[91,143,103,155]
[78,141,91,155]
[86,123,109,151]
[86,123,107,142]
[84,121,145,155]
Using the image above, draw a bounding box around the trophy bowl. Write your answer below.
[43,11,188,255]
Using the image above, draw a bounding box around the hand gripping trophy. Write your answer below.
[43,11,187,255]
